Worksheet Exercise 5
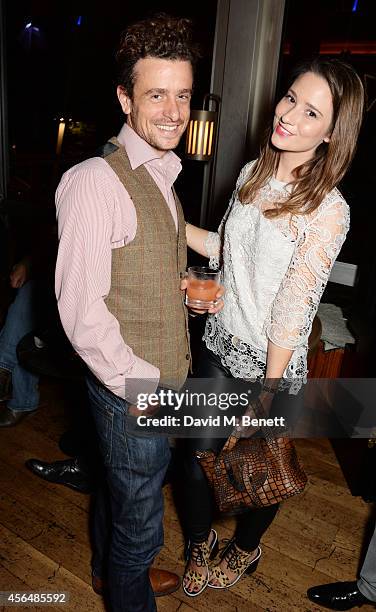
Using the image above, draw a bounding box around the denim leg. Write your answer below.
[0,281,39,411]
[86,376,170,612]
[90,477,111,579]
[358,522,376,602]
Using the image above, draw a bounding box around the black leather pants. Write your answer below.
[182,344,279,552]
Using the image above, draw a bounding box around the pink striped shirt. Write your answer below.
[55,123,182,403]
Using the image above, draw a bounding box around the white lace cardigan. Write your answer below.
[203,161,350,392]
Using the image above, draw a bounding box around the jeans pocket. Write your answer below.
[124,410,146,439]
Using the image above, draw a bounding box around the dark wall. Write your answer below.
[278,0,376,370]
[5,0,217,214]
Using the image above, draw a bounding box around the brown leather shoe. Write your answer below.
[150,568,180,597]
[92,567,180,597]
[92,575,105,596]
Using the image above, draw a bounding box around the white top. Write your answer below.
[203,161,350,392]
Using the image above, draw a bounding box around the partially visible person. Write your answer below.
[182,57,364,597]
[0,210,11,327]
[0,257,40,426]
[26,454,93,492]
[307,520,376,610]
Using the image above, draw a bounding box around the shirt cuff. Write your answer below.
[111,357,160,405]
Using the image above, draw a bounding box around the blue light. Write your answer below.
[76,16,82,26]
[352,0,359,12]
[25,22,32,29]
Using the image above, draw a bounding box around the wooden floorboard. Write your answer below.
[0,381,375,611]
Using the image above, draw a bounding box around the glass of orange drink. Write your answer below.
[185,266,221,310]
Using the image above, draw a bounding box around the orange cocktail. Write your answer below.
[185,266,220,309]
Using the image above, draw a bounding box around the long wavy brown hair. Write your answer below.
[239,58,364,218]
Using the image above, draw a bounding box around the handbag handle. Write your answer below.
[222,433,239,452]
[223,452,246,491]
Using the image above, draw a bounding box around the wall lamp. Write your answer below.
[186,94,221,161]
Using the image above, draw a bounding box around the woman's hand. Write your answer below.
[234,392,276,439]
[180,277,225,315]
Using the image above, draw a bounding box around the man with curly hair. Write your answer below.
[54,14,206,612]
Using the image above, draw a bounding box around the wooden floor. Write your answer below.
[0,379,375,612]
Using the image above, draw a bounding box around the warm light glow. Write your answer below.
[185,94,220,161]
[203,121,209,155]
[56,121,66,155]
[208,122,214,156]
[187,120,215,157]
[186,119,216,160]
[187,121,193,153]
[320,41,376,54]
[283,40,376,55]
[196,121,204,155]
[191,121,198,155]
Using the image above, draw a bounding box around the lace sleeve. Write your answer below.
[204,231,221,269]
[267,199,350,350]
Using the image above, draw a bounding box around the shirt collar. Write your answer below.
[117,123,181,172]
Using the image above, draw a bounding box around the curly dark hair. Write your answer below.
[116,13,200,99]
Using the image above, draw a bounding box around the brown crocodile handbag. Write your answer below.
[196,419,307,514]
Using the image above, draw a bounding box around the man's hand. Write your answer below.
[128,402,160,417]
[180,277,225,315]
[10,261,29,288]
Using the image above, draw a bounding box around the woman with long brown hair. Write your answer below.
[182,57,364,597]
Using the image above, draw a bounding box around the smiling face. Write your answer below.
[271,71,334,163]
[117,57,193,155]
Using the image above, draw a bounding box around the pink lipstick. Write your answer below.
[275,123,292,137]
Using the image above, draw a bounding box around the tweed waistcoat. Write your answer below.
[99,137,190,391]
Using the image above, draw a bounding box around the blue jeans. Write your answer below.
[358,521,376,602]
[86,375,170,612]
[0,281,39,411]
